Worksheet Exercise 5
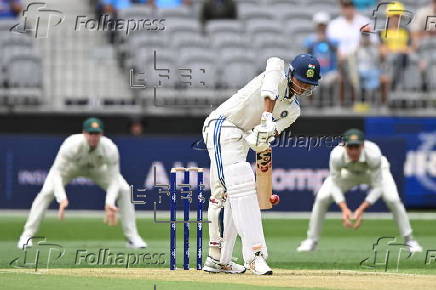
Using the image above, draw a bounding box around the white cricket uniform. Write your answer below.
[202,57,301,264]
[21,134,141,241]
[306,140,413,241]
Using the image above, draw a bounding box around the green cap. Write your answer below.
[83,117,104,133]
[343,128,364,146]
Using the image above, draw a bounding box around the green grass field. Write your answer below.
[1,216,435,289]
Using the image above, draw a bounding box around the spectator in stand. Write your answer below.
[327,0,374,106]
[352,0,376,11]
[149,0,192,9]
[379,2,413,93]
[356,33,383,106]
[200,0,237,27]
[305,12,339,106]
[0,0,22,18]
[411,0,436,91]
[129,118,144,136]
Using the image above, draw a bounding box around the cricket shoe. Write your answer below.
[406,240,423,253]
[17,235,33,250]
[296,239,318,252]
[246,252,272,275]
[203,256,246,274]
[126,236,147,248]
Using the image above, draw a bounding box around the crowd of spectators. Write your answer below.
[93,0,435,109]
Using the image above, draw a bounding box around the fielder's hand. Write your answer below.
[352,208,364,229]
[341,207,353,228]
[58,199,69,220]
[104,204,118,226]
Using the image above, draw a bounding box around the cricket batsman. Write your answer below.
[202,54,321,274]
[17,118,147,249]
[297,128,422,253]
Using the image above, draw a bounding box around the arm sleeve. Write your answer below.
[329,150,345,204]
[365,156,383,204]
[261,57,284,101]
[104,146,121,207]
[275,110,300,135]
[51,140,76,203]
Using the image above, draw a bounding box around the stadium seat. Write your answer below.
[139,53,177,89]
[284,21,314,48]
[165,19,202,38]
[127,34,167,54]
[246,19,282,39]
[6,55,42,88]
[400,58,421,91]
[268,0,300,6]
[212,34,249,50]
[219,53,257,88]
[235,0,266,5]
[238,6,274,21]
[171,33,210,50]
[1,44,35,67]
[158,6,193,21]
[178,50,217,89]
[0,33,33,47]
[419,38,436,62]
[117,5,155,20]
[212,34,250,60]
[252,35,292,51]
[206,20,244,36]
[277,9,314,24]
[256,47,293,71]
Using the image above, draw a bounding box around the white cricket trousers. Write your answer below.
[21,167,141,241]
[307,159,413,241]
[202,116,268,264]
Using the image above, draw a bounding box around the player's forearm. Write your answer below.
[358,201,371,211]
[263,97,276,113]
[105,182,119,207]
[51,169,67,203]
[105,167,121,206]
[337,201,349,211]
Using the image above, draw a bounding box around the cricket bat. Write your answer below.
[255,148,272,209]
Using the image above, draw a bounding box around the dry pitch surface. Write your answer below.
[2,268,436,290]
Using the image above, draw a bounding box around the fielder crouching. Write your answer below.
[17,118,146,249]
[297,128,422,253]
[202,54,321,275]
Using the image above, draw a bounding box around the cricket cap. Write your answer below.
[83,117,104,133]
[343,128,364,146]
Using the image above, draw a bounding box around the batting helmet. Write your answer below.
[289,54,321,86]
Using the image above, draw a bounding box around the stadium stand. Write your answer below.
[0,0,433,115]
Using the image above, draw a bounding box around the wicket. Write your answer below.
[169,167,205,270]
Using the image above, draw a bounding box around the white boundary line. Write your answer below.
[0,210,435,220]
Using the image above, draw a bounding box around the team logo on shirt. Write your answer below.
[306,64,315,78]
[91,122,99,128]
[280,111,288,118]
